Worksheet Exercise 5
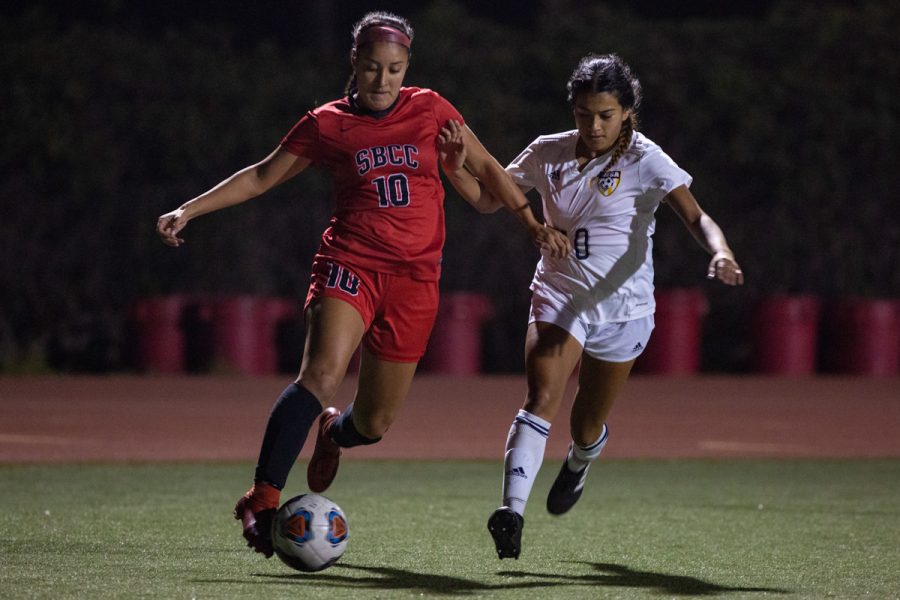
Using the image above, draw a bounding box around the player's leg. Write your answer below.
[546,355,633,515]
[508,321,584,513]
[307,348,419,492]
[308,271,436,493]
[342,348,419,439]
[489,321,583,559]
[570,355,633,446]
[547,315,652,515]
[236,296,365,556]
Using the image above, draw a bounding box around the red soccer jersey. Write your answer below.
[281,87,464,281]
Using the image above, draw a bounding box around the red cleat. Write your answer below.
[233,485,279,558]
[307,407,342,493]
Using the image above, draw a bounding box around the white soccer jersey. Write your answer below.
[507,130,692,324]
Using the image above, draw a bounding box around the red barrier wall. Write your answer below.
[422,292,493,375]
[636,288,708,374]
[823,298,899,376]
[753,295,821,375]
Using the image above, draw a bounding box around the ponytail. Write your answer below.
[606,112,638,171]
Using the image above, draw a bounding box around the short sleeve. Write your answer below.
[280,111,321,163]
[505,139,542,191]
[428,90,465,128]
[640,144,692,197]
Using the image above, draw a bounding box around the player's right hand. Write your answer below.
[156,208,188,247]
[531,223,571,259]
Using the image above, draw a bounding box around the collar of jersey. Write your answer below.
[348,92,401,120]
[574,141,616,176]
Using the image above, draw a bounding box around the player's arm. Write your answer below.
[437,120,502,214]
[157,146,311,247]
[665,184,744,286]
[444,166,503,214]
[459,125,571,258]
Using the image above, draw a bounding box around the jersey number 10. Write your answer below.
[374,174,410,207]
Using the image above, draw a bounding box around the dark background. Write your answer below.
[1,0,897,373]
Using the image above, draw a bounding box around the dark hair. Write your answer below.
[345,12,414,96]
[567,54,642,169]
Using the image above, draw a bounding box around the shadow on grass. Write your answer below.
[498,562,791,597]
[194,561,789,596]
[244,563,557,595]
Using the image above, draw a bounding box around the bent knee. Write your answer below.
[523,389,561,421]
[296,368,344,403]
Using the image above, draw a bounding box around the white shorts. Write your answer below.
[529,300,655,363]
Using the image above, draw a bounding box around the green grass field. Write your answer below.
[2,459,898,599]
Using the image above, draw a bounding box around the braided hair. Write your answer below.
[566,54,642,170]
[344,12,415,96]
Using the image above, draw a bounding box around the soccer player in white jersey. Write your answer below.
[445,53,744,559]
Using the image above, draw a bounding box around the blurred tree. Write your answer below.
[0,10,338,370]
[1,0,897,372]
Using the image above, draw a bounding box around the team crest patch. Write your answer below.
[595,170,621,196]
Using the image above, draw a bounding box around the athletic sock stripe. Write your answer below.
[581,424,609,452]
[514,415,550,437]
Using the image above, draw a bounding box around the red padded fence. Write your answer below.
[753,295,821,375]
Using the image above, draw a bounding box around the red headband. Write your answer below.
[354,25,411,49]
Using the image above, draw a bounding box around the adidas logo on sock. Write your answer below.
[506,466,527,479]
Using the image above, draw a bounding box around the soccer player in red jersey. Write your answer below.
[156,11,570,558]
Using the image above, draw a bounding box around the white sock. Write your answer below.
[501,409,550,517]
[566,423,609,472]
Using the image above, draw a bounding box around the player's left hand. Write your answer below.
[437,119,467,172]
[707,251,744,286]
[157,208,189,247]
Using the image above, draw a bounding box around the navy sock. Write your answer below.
[254,382,322,489]
[331,403,381,448]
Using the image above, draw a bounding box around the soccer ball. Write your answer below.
[271,494,349,572]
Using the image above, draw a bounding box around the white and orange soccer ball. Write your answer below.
[271,494,349,572]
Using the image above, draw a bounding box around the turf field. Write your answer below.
[2,459,898,599]
[2,375,898,598]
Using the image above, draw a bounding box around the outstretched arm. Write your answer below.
[452,124,570,258]
[156,147,311,247]
[665,184,744,286]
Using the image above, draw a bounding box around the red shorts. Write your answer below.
[305,259,439,362]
